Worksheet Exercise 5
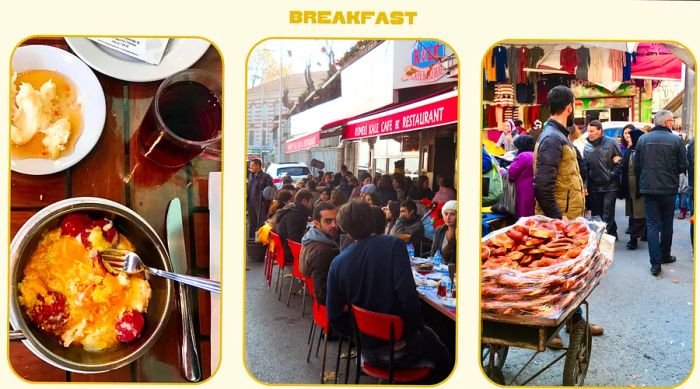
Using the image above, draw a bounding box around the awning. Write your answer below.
[285,130,320,153]
[629,45,683,81]
[340,90,458,140]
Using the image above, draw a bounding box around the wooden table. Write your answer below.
[9,37,221,382]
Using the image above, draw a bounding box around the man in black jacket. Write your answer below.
[247,159,273,239]
[327,201,451,383]
[634,110,689,275]
[299,202,339,303]
[275,189,314,263]
[584,120,623,237]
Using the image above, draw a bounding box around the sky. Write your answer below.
[247,39,358,88]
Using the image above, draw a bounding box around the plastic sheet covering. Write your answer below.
[480,215,611,319]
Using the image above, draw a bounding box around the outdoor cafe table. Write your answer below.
[9,37,221,382]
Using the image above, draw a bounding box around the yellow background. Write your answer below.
[0,0,698,388]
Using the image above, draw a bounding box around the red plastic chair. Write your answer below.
[270,231,289,299]
[305,277,330,383]
[263,231,281,289]
[286,240,308,315]
[351,305,432,384]
[305,278,354,384]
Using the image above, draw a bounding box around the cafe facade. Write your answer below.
[287,39,458,188]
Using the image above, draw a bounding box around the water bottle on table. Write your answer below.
[433,249,443,267]
[406,243,415,259]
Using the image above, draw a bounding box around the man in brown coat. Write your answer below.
[534,85,602,347]
[299,202,339,303]
[534,86,586,220]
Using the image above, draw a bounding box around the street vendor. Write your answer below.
[533,85,603,348]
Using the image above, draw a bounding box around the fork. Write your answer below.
[101,248,220,294]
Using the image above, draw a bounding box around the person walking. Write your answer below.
[534,85,602,347]
[533,86,586,220]
[583,120,623,238]
[619,130,647,250]
[247,158,274,239]
[634,110,689,276]
[508,135,536,218]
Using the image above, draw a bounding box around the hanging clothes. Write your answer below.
[528,46,545,84]
[494,83,514,107]
[622,51,637,81]
[575,47,590,80]
[516,83,535,104]
[507,46,519,83]
[517,46,530,84]
[536,78,550,105]
[485,104,498,128]
[483,50,496,82]
[492,45,508,83]
[609,49,626,82]
[483,81,496,102]
[560,46,578,74]
[528,105,540,126]
[588,46,605,83]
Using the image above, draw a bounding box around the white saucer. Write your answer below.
[65,37,210,82]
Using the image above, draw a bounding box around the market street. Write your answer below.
[501,199,694,387]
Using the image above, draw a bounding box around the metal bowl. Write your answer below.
[9,197,174,373]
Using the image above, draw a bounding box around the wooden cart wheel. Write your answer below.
[482,344,508,384]
[481,344,509,369]
[484,365,505,385]
[563,320,592,386]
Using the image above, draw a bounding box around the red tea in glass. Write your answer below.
[437,283,447,298]
[136,69,222,168]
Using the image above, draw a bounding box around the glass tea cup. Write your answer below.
[136,69,222,168]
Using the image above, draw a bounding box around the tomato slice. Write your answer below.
[29,291,69,332]
[116,311,145,343]
[60,214,92,237]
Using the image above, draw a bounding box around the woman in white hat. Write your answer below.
[431,200,457,264]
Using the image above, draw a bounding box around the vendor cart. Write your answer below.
[481,280,598,386]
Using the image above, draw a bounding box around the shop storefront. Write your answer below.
[287,39,459,186]
[481,42,686,144]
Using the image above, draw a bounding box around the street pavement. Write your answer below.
[245,199,693,386]
[245,261,374,384]
[500,200,694,386]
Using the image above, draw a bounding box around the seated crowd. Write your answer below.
[260,166,458,383]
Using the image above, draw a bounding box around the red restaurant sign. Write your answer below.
[342,91,457,140]
[285,130,321,153]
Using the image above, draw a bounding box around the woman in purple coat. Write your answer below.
[508,135,536,218]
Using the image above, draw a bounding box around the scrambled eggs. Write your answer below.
[18,218,152,351]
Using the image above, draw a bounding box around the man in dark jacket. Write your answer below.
[247,158,273,239]
[584,120,623,237]
[534,86,586,220]
[534,86,602,348]
[634,110,689,275]
[327,201,451,383]
[275,189,314,263]
[299,202,339,303]
[389,200,425,249]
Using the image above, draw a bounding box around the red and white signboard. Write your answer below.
[342,90,457,140]
[285,130,320,153]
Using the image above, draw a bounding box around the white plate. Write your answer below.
[426,272,444,281]
[11,45,106,176]
[440,297,456,310]
[65,38,210,82]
